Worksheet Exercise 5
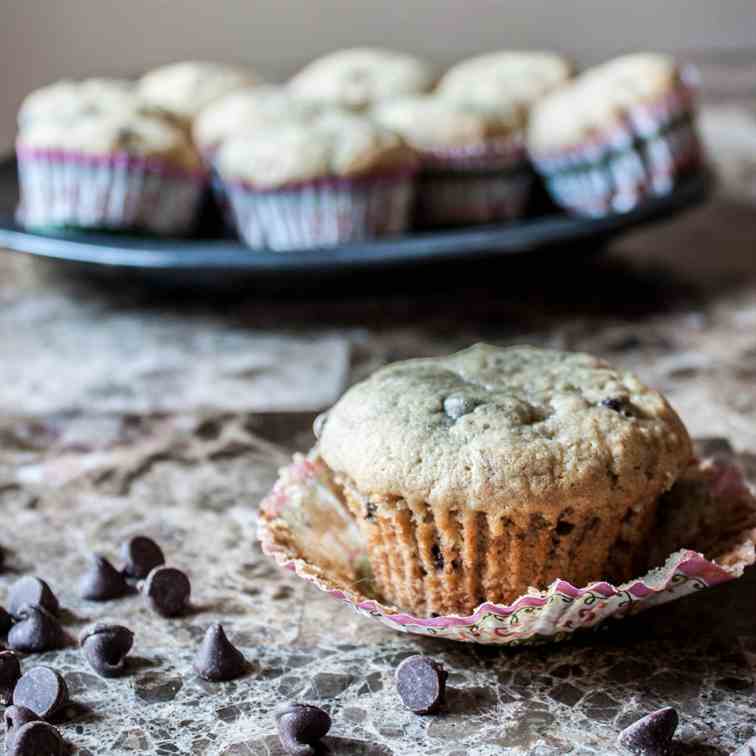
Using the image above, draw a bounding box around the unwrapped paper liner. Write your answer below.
[258,441,756,644]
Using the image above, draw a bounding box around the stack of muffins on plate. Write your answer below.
[14,49,703,249]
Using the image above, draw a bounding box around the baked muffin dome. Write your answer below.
[317,344,692,615]
[288,47,435,110]
[438,51,572,119]
[192,85,327,155]
[18,78,143,129]
[216,110,413,188]
[138,61,262,124]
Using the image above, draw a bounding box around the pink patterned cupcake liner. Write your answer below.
[258,443,756,645]
[223,169,417,251]
[530,82,703,217]
[414,136,533,227]
[16,145,207,235]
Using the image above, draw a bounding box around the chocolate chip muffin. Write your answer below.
[288,47,435,110]
[316,344,692,616]
[527,53,702,215]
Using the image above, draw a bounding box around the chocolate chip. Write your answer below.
[143,566,191,618]
[7,606,64,653]
[0,606,13,634]
[12,666,68,719]
[275,702,331,756]
[600,397,638,417]
[364,502,377,521]
[732,736,756,756]
[8,578,59,618]
[5,706,40,751]
[443,395,477,420]
[121,535,165,580]
[430,544,444,571]
[0,651,21,705]
[618,707,679,755]
[193,623,246,682]
[395,655,447,714]
[8,721,63,756]
[79,554,128,601]
[80,623,134,678]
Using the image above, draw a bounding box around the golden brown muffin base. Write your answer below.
[338,473,661,617]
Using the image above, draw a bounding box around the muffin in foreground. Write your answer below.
[16,111,206,235]
[288,47,435,110]
[215,111,417,250]
[316,344,692,617]
[373,95,532,226]
[527,53,702,216]
[138,61,262,127]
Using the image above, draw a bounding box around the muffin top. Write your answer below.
[289,47,436,110]
[18,78,145,129]
[192,85,327,154]
[17,111,203,172]
[138,61,262,123]
[318,344,692,515]
[215,110,414,188]
[527,53,687,154]
[438,51,572,118]
[372,95,522,151]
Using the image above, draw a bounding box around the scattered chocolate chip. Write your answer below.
[364,502,377,521]
[0,606,13,634]
[600,397,637,417]
[7,606,64,653]
[8,578,59,618]
[313,412,328,440]
[4,706,40,751]
[193,623,246,682]
[732,736,756,756]
[395,655,447,714]
[618,707,679,755]
[430,544,444,571]
[79,554,128,601]
[0,651,21,705]
[8,721,63,756]
[121,536,165,580]
[443,395,477,420]
[12,666,68,719]
[80,623,134,678]
[275,702,331,756]
[143,566,190,618]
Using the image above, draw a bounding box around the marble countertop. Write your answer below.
[3,56,756,755]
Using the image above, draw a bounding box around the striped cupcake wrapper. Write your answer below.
[339,475,657,617]
[414,137,533,227]
[223,170,416,251]
[15,146,207,235]
[531,84,703,217]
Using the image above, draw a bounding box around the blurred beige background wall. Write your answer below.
[2,1,756,149]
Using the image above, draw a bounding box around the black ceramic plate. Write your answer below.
[0,156,711,286]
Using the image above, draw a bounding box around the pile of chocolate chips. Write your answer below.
[0,536,249,755]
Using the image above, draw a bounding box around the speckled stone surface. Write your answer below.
[3,56,756,755]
